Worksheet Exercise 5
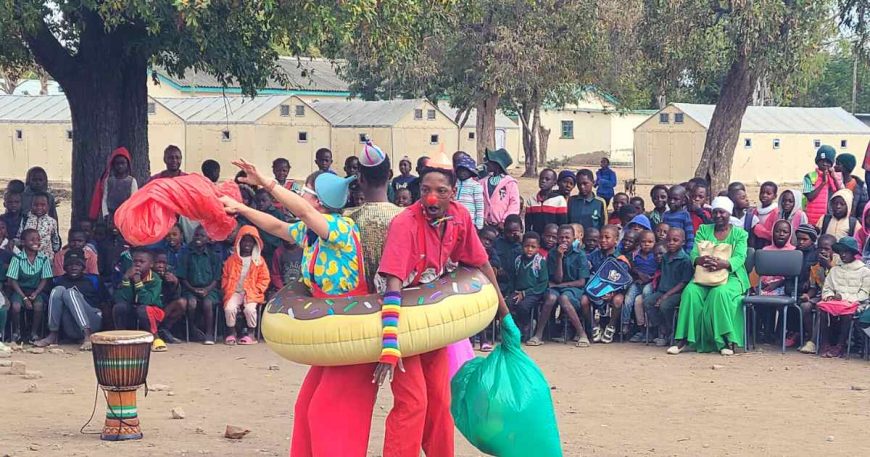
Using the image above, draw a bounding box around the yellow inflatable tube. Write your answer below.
[262,267,498,366]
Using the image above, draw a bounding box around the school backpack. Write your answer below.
[820,215,858,237]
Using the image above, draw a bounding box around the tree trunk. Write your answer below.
[475,93,499,161]
[535,105,549,169]
[517,103,537,177]
[37,67,49,95]
[694,54,758,193]
[0,70,21,94]
[23,16,151,225]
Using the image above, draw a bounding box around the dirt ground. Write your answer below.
[2,341,869,457]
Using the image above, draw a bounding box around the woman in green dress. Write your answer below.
[667,196,749,356]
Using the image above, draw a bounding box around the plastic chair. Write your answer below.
[742,249,803,353]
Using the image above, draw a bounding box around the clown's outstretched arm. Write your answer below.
[373,274,404,386]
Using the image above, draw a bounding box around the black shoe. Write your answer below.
[11,333,21,344]
[159,328,183,344]
[190,327,206,342]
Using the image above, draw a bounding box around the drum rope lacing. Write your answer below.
[80,380,150,434]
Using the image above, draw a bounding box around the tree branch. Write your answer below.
[20,16,76,84]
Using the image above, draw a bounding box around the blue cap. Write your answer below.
[455,156,479,176]
[314,173,357,210]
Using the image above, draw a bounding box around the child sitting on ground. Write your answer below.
[178,225,222,345]
[528,224,590,347]
[625,230,658,341]
[221,227,270,345]
[112,247,166,351]
[817,189,860,239]
[643,228,693,346]
[580,225,628,344]
[655,222,671,243]
[663,185,694,252]
[20,192,61,258]
[510,232,549,339]
[6,229,53,343]
[394,188,413,207]
[21,167,58,221]
[647,185,669,226]
[152,250,187,345]
[798,232,833,353]
[816,236,870,358]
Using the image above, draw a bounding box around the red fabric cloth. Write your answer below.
[144,305,165,334]
[378,201,489,284]
[114,174,241,246]
[88,147,132,221]
[818,300,859,316]
[291,363,378,457]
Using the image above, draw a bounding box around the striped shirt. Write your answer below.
[663,209,695,252]
[455,178,484,229]
[6,251,53,289]
[525,192,568,235]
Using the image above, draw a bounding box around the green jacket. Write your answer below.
[113,270,164,308]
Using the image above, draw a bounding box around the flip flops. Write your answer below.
[239,335,256,345]
[152,338,168,352]
[575,336,590,348]
[525,337,543,347]
[224,335,237,346]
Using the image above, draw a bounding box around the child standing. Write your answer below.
[689,182,712,232]
[481,148,520,229]
[221,226,271,345]
[254,189,288,262]
[625,230,658,341]
[6,229,53,343]
[755,181,779,229]
[608,193,629,225]
[654,222,671,243]
[20,192,61,258]
[568,169,607,232]
[525,168,568,235]
[647,185,669,226]
[495,214,524,292]
[454,156,485,230]
[835,153,869,216]
[528,225,590,347]
[816,236,870,358]
[390,157,417,202]
[755,190,807,246]
[270,240,303,291]
[816,189,860,239]
[177,226,223,345]
[803,145,842,227]
[21,167,58,221]
[52,228,99,276]
[510,232,549,338]
[202,159,221,183]
[112,248,166,351]
[662,185,695,252]
[1,191,23,242]
[556,170,576,200]
[594,158,617,208]
[89,147,138,222]
[729,187,760,236]
[643,228,693,346]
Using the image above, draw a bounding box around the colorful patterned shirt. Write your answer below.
[20,212,61,257]
[288,214,361,295]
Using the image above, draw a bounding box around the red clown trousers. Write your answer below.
[383,347,454,457]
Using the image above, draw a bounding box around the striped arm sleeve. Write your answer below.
[379,291,402,365]
[6,257,20,280]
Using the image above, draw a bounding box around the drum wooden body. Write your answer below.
[90,330,154,441]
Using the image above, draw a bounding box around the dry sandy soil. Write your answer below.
[1,341,869,457]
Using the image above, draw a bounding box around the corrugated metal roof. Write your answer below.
[311,99,430,127]
[437,103,518,129]
[0,95,70,123]
[674,103,870,134]
[155,96,294,123]
[153,57,349,93]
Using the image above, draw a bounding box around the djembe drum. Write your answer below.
[90,330,154,441]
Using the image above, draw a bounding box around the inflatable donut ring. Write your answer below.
[262,267,498,366]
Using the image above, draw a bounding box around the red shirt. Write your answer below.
[379,201,488,287]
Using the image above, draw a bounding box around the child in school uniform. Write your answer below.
[2,191,23,243]
[643,228,693,346]
[539,223,559,258]
[798,232,833,354]
[6,229,53,343]
[152,250,188,345]
[647,185,669,226]
[510,232,549,339]
[221,226,271,345]
[654,222,670,243]
[583,226,599,254]
[19,192,61,258]
[177,225,223,345]
[580,225,629,344]
[625,230,658,341]
[112,247,166,351]
[528,224,590,347]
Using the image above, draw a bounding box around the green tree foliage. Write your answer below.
[0,1,436,222]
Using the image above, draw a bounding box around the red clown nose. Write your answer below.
[424,193,439,206]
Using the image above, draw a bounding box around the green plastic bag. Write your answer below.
[451,315,562,457]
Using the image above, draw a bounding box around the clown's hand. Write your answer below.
[373,359,405,386]
[219,195,245,215]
